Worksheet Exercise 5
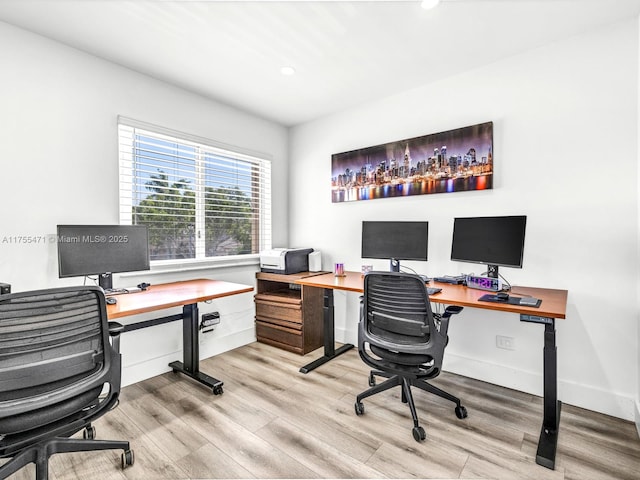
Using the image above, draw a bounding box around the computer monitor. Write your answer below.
[450,215,527,278]
[57,225,150,290]
[361,221,429,272]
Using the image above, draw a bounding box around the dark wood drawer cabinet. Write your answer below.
[255,272,325,355]
[255,295,302,324]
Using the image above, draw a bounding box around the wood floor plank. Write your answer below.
[335,386,544,479]
[315,388,475,471]
[45,408,139,480]
[544,426,640,480]
[0,464,39,480]
[161,370,279,435]
[230,381,382,463]
[367,441,467,479]
[159,395,320,478]
[4,342,640,480]
[282,405,382,464]
[48,451,130,480]
[254,417,386,478]
[460,451,565,480]
[559,402,640,459]
[118,393,210,462]
[431,373,544,438]
[173,443,255,479]
[58,401,189,480]
[338,369,528,457]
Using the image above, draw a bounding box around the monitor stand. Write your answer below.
[390,258,400,272]
[98,273,113,290]
[487,265,499,278]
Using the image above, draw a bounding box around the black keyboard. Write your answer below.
[427,287,442,295]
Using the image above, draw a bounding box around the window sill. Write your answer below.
[119,255,260,278]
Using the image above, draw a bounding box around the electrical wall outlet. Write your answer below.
[496,335,516,350]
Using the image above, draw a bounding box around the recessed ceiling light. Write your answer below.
[280,66,296,76]
[421,0,441,10]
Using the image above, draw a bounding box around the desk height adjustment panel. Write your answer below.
[200,312,220,331]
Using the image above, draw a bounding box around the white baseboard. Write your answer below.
[443,352,635,421]
[121,327,256,388]
[136,324,635,423]
[326,327,637,421]
[635,399,640,439]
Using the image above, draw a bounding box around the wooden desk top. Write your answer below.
[295,271,568,319]
[107,278,254,319]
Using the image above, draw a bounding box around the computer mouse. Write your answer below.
[105,297,117,305]
[496,292,509,301]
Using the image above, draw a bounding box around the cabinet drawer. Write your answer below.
[256,321,302,351]
[255,299,302,324]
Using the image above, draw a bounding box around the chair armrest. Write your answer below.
[444,305,464,316]
[108,321,124,336]
[108,321,124,353]
[434,306,463,338]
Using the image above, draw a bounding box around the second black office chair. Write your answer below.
[355,271,467,441]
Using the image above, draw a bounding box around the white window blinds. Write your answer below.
[118,117,271,262]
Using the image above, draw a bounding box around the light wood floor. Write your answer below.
[4,341,640,479]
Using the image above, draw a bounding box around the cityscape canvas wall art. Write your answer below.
[331,121,493,203]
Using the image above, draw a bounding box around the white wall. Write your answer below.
[0,21,289,386]
[637,13,640,437]
[289,19,639,420]
[1,15,638,421]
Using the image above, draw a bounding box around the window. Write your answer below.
[118,117,271,263]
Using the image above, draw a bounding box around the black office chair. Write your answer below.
[0,286,134,479]
[354,271,467,441]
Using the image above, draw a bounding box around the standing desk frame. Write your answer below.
[295,271,568,470]
[107,278,253,394]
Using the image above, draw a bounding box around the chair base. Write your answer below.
[0,427,133,480]
[355,370,467,441]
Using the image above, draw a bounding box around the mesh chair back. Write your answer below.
[359,272,445,375]
[364,272,433,343]
[0,287,112,435]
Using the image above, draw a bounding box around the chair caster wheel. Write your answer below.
[412,426,426,442]
[455,405,468,419]
[83,426,96,439]
[121,449,134,469]
[354,402,365,416]
[368,373,376,387]
[213,385,224,395]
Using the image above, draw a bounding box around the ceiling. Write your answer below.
[1,0,639,126]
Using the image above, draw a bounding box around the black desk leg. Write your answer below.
[169,303,224,394]
[299,287,354,373]
[536,319,561,469]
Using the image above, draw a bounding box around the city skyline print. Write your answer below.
[331,121,493,203]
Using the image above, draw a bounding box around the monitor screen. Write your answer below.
[57,225,150,288]
[450,215,526,277]
[362,221,428,271]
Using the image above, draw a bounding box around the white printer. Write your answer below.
[260,248,314,274]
